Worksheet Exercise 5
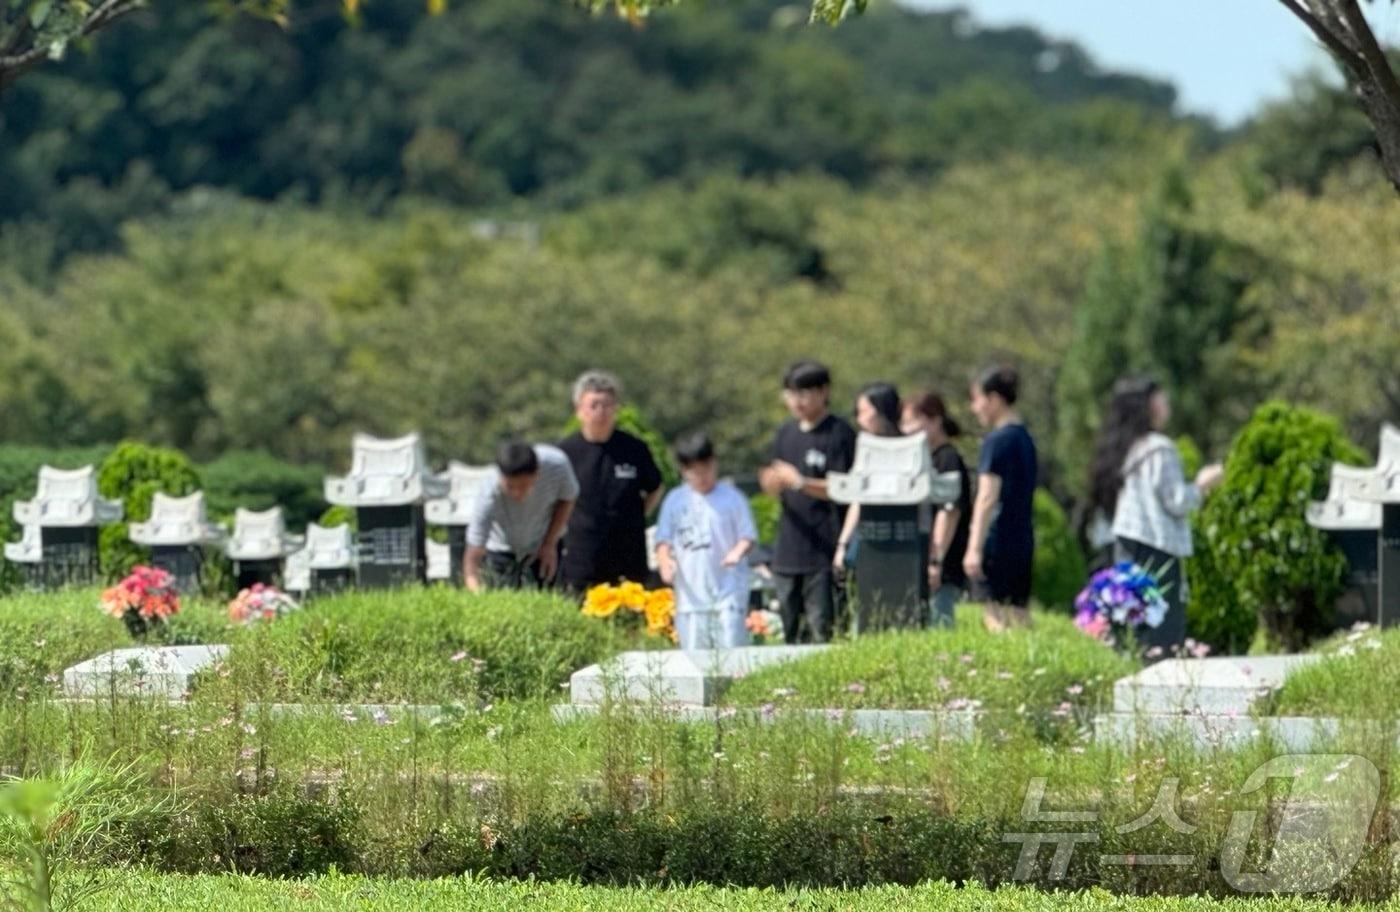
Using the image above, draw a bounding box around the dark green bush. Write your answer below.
[1188,401,1367,652]
[97,441,202,580]
[130,792,361,877]
[199,450,326,531]
[1031,489,1087,612]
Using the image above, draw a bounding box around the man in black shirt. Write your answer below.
[559,370,664,591]
[758,360,857,643]
[964,363,1038,625]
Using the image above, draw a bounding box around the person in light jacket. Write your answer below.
[1087,377,1223,656]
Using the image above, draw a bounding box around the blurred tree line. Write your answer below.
[0,0,1185,266]
[0,0,1394,541]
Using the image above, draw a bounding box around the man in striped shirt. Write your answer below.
[464,441,579,592]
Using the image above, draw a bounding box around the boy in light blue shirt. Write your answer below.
[655,433,757,650]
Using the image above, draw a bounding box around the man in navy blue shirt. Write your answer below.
[964,363,1038,623]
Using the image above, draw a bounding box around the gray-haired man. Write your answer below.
[558,370,664,591]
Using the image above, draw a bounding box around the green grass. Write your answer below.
[75,872,1400,910]
[726,605,1135,719]
[1267,624,1398,718]
[223,587,631,702]
[0,587,634,703]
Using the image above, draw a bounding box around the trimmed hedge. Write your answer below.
[81,873,1400,912]
[105,797,1393,900]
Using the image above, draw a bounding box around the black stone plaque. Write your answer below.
[38,526,99,589]
[356,506,426,589]
[310,567,354,597]
[1381,504,1400,628]
[852,504,928,632]
[150,545,204,596]
[1328,528,1379,628]
[446,525,466,587]
[235,559,281,591]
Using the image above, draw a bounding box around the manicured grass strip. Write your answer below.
[1268,625,1398,718]
[85,872,1388,911]
[726,605,1135,716]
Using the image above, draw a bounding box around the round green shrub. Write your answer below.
[1031,489,1087,612]
[1187,401,1367,652]
[97,442,202,580]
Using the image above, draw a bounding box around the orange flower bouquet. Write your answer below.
[100,565,180,640]
[582,580,676,642]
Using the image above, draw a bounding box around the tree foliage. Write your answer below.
[1053,169,1264,503]
[1188,401,1368,652]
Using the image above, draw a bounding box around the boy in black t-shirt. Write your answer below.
[964,364,1038,626]
[758,360,857,643]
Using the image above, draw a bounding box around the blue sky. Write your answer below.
[907,0,1400,125]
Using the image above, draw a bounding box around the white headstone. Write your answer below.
[129,491,226,546]
[827,433,960,506]
[570,645,827,706]
[63,645,230,699]
[425,538,452,580]
[1307,463,1383,531]
[425,462,493,526]
[3,524,41,564]
[226,507,303,561]
[1112,654,1320,716]
[325,431,448,507]
[13,465,123,527]
[1355,423,1400,504]
[302,522,355,569]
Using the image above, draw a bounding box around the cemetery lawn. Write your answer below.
[1266,624,1399,718]
[724,605,1134,717]
[77,873,1393,911]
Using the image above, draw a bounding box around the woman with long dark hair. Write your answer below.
[1087,376,1222,656]
[833,382,902,577]
[901,391,972,628]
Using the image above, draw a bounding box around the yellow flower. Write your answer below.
[582,584,623,618]
[616,580,647,612]
[642,587,676,638]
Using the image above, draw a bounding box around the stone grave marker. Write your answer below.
[325,432,446,588]
[226,507,303,590]
[425,461,493,586]
[128,491,225,594]
[8,465,122,588]
[64,644,229,699]
[828,433,960,631]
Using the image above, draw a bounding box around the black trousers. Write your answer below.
[484,551,547,591]
[772,568,836,644]
[1115,537,1186,658]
